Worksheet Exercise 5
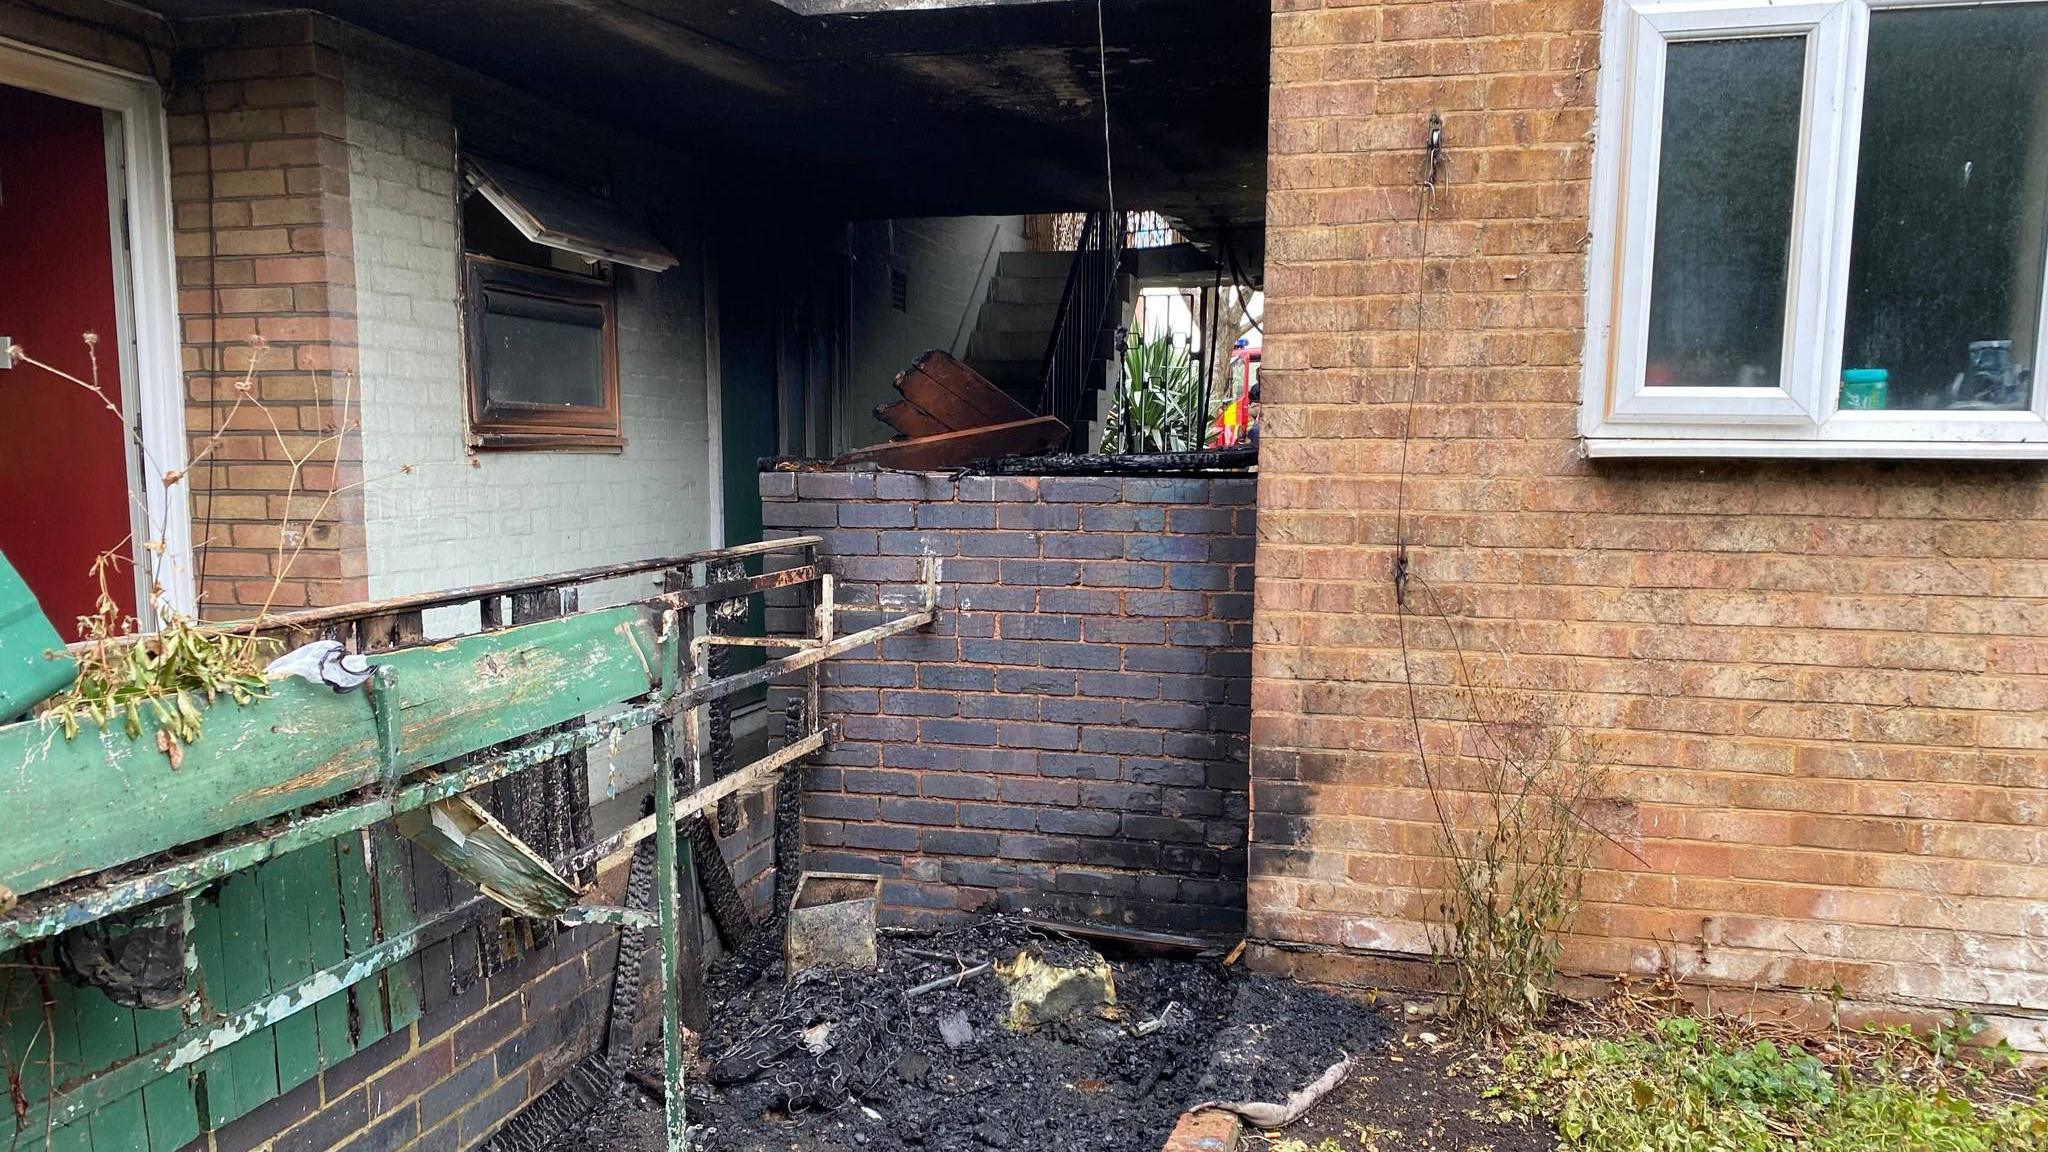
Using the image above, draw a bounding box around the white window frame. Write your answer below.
[1582,0,2048,459]
[0,37,196,617]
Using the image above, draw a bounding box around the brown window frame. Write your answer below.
[462,254,625,451]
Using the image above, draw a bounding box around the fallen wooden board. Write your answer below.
[830,416,1068,471]
[396,795,579,919]
[873,398,950,439]
[889,349,1033,433]
[0,605,662,899]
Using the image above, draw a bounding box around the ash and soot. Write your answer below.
[663,916,1386,1152]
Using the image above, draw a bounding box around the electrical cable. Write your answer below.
[1393,112,1449,841]
[1095,0,1115,220]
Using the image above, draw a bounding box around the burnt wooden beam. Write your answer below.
[968,446,1258,476]
[873,398,949,438]
[891,349,1032,431]
[830,415,1068,471]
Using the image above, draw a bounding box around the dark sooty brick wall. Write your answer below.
[761,469,1255,937]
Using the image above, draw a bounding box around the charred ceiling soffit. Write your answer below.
[140,0,1268,227]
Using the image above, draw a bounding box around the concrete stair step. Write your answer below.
[989,275,1070,305]
[966,357,1042,388]
[974,300,1060,334]
[967,330,1055,364]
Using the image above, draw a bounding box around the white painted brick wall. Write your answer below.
[346,52,715,614]
[840,215,1026,451]
[345,51,715,798]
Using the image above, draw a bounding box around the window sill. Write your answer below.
[1582,437,2048,461]
[468,431,627,452]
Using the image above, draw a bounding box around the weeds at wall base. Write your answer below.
[1492,1004,2048,1152]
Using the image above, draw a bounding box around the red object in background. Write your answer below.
[1206,341,1260,449]
[0,83,138,633]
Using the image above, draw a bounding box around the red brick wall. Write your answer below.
[0,2,366,621]
[170,13,366,618]
[1253,0,2048,1043]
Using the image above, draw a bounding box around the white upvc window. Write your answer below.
[1583,0,2048,458]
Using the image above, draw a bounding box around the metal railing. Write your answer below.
[4,541,940,1152]
[1035,210,1125,451]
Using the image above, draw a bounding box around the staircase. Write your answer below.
[964,239,1132,451]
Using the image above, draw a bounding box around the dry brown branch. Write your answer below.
[12,331,396,758]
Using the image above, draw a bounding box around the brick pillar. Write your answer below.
[169,12,365,619]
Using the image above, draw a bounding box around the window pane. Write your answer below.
[1644,36,1807,389]
[478,289,606,409]
[1841,5,2048,412]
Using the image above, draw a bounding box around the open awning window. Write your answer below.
[464,156,677,273]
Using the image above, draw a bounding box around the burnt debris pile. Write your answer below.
[689,916,1386,1152]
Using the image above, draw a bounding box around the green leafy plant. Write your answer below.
[1498,1013,2048,1152]
[1105,333,1208,454]
[13,332,358,761]
[40,583,274,766]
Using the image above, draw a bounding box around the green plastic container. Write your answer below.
[1841,368,1889,410]
[0,552,76,722]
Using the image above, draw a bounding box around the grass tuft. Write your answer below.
[1495,1010,2048,1152]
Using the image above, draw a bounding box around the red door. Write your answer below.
[0,83,137,634]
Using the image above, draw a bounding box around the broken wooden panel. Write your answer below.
[896,350,1034,427]
[0,605,661,899]
[830,415,1068,471]
[0,839,403,1152]
[395,796,580,920]
[872,397,950,438]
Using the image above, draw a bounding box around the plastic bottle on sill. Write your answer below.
[1840,368,1889,410]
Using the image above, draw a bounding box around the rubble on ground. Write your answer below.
[671,915,1386,1152]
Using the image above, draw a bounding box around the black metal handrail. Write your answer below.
[1034,209,1124,451]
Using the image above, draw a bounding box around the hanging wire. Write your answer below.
[1095,0,1116,220]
